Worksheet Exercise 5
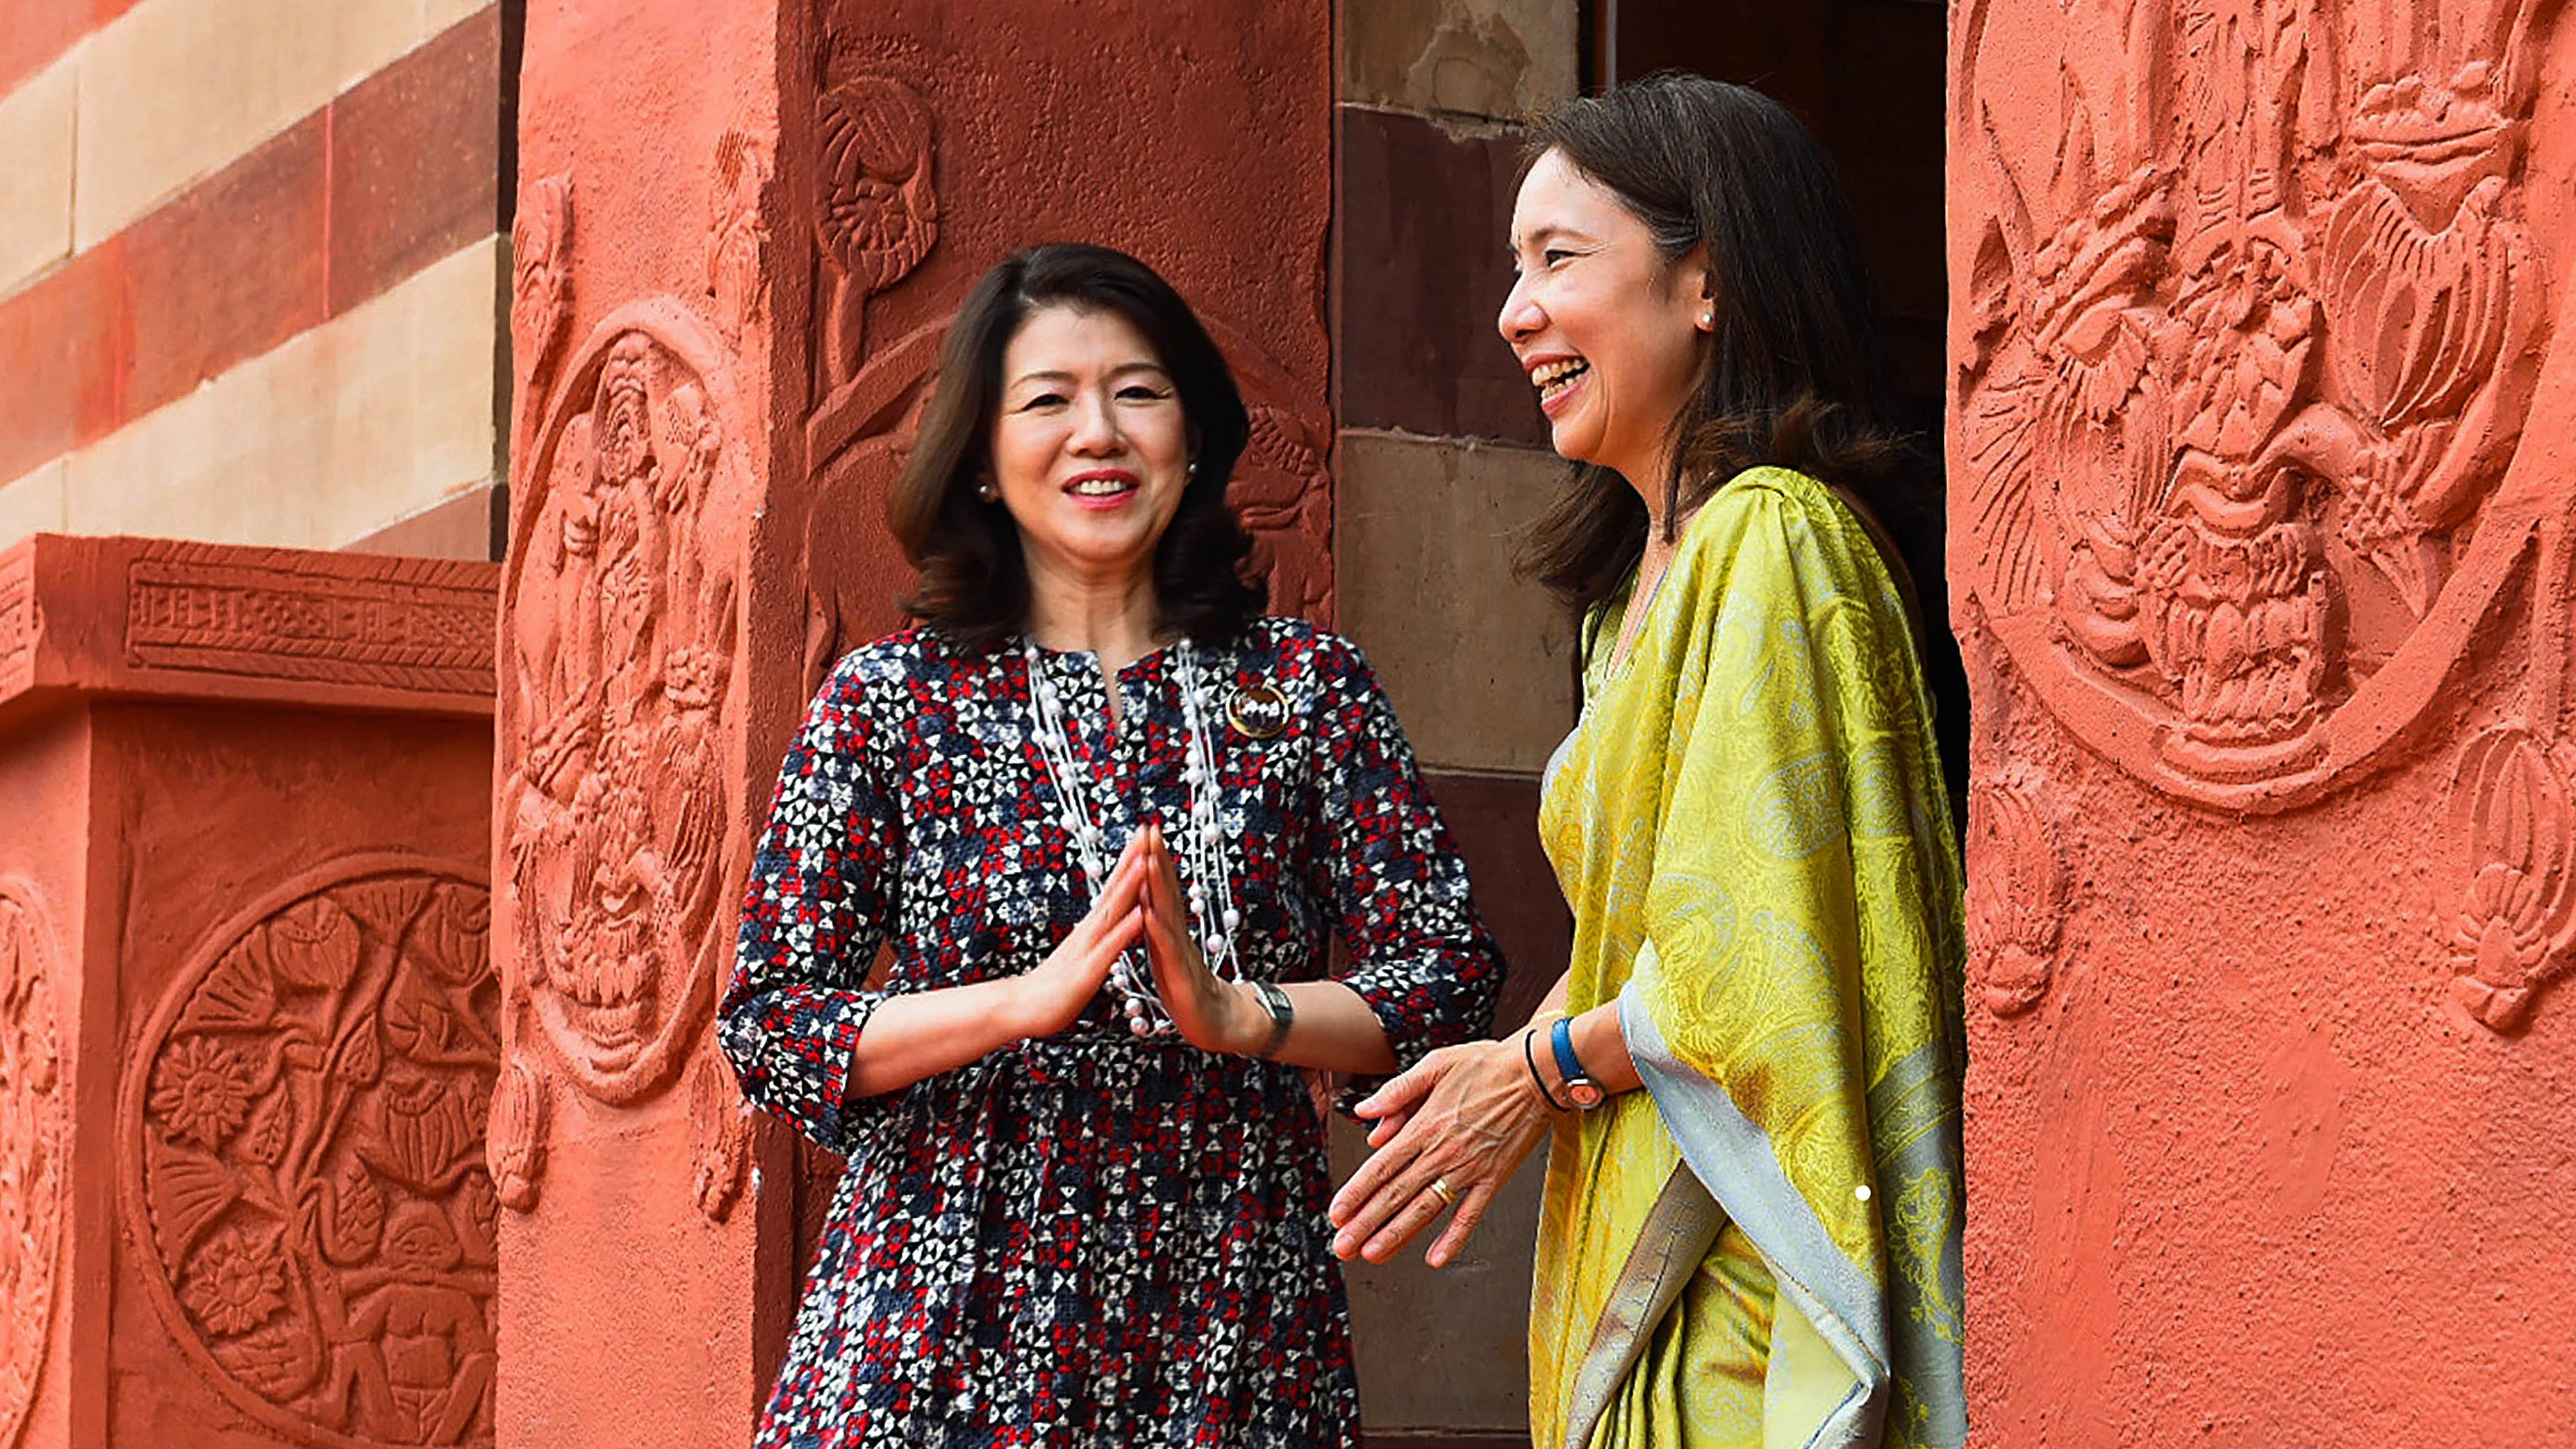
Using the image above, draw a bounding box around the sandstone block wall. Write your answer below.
[1328,0,1580,1437]
[0,1,512,561]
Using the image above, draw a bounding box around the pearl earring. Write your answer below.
[975,479,998,501]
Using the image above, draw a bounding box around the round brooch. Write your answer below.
[1226,681,1289,739]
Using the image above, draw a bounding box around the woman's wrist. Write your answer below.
[1218,979,1273,1057]
[1519,1027,1570,1111]
[996,976,1052,1043]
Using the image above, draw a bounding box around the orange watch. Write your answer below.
[1550,1016,1607,1110]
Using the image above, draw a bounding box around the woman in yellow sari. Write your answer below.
[1329,76,1966,1448]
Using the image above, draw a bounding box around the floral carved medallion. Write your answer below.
[117,859,497,1449]
[1952,0,2563,811]
[0,884,65,1449]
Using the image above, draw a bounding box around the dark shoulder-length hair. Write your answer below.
[1520,73,1932,616]
[888,242,1265,653]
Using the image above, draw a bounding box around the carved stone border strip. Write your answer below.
[124,554,495,696]
[0,549,34,701]
[0,881,66,1449]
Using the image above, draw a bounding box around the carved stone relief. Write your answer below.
[684,1046,748,1223]
[1225,381,1337,624]
[501,299,746,1122]
[2446,722,2576,1031]
[122,554,495,696]
[1953,0,2563,812]
[709,133,772,342]
[814,73,938,388]
[479,1059,545,1214]
[511,173,575,432]
[0,885,65,1449]
[1964,775,2070,1017]
[0,551,33,701]
[118,861,497,1449]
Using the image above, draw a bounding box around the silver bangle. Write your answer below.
[1250,980,1295,1060]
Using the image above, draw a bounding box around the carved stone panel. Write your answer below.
[0,548,36,702]
[813,74,936,383]
[2445,722,2576,1031]
[0,884,64,1449]
[501,301,748,1109]
[118,860,497,1449]
[122,554,496,696]
[1952,0,2564,812]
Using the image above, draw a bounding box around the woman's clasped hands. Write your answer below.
[1006,833,1152,1038]
[1131,822,1271,1055]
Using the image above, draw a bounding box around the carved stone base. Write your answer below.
[0,534,498,1449]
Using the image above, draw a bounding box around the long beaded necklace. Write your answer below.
[1021,637,1244,1035]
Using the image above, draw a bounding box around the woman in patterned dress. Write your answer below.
[1328,77,1969,1449]
[721,242,1503,1448]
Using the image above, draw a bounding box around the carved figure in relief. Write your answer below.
[503,304,745,1120]
[1235,406,1337,622]
[119,866,497,1449]
[709,132,771,340]
[0,888,64,1449]
[1954,0,2560,808]
[816,74,939,383]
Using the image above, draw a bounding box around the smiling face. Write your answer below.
[989,304,1194,595]
[1498,148,1712,492]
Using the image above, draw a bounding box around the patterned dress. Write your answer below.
[723,615,1503,1448]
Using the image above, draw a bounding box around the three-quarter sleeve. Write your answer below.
[720,654,901,1152]
[1301,636,1503,1069]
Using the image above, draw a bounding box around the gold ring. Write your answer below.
[1429,1176,1458,1208]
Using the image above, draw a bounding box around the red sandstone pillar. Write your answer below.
[0,534,499,1449]
[493,4,1329,1445]
[1950,2,2576,1440]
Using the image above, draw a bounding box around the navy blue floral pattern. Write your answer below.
[723,616,1503,1448]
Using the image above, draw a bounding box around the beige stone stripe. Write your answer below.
[0,53,78,297]
[1336,429,1578,775]
[0,461,70,550]
[70,0,488,251]
[42,236,501,552]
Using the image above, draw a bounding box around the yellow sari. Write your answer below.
[1531,467,1966,1449]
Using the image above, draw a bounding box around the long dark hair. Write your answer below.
[889,242,1265,653]
[1519,74,1932,617]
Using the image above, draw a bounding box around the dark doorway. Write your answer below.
[1588,0,1949,401]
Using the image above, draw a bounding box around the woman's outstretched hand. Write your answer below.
[1009,831,1149,1040]
[1134,823,1262,1053]
[1328,1034,1557,1268]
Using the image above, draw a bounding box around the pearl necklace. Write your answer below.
[1021,638,1244,1035]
